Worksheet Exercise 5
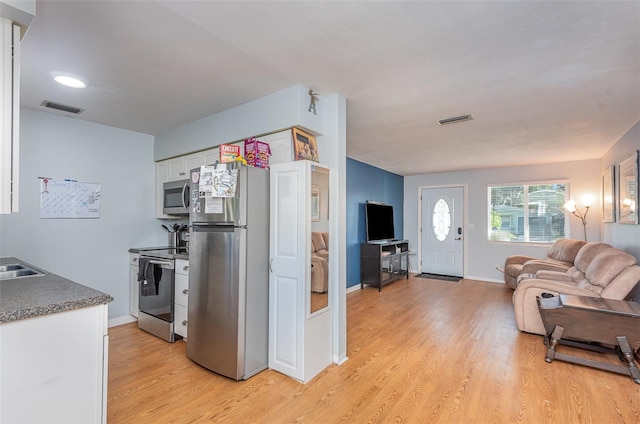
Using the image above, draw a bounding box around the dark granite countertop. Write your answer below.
[0,257,113,323]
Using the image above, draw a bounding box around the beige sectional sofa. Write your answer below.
[512,242,640,335]
[503,239,586,289]
[311,232,329,293]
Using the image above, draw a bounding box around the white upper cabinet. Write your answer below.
[167,156,188,181]
[154,130,292,218]
[254,129,293,166]
[203,148,219,166]
[0,1,33,214]
[0,17,19,213]
[0,1,34,35]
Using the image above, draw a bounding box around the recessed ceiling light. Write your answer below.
[51,72,88,89]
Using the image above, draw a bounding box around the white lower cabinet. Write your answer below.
[0,305,109,423]
[129,252,139,318]
[174,258,189,339]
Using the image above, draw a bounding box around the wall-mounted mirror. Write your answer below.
[310,166,330,314]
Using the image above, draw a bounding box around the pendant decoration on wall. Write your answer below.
[308,89,319,115]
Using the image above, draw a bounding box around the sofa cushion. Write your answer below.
[311,232,327,252]
[321,232,329,249]
[573,242,612,273]
[566,266,585,282]
[311,231,329,261]
[546,238,586,263]
[584,249,637,289]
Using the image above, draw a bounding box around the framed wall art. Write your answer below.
[292,127,320,162]
[602,166,615,223]
[618,150,639,225]
[311,185,320,221]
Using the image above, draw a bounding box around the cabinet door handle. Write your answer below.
[179,171,186,176]
[181,320,188,326]
[133,257,138,262]
[183,265,189,271]
[183,289,189,294]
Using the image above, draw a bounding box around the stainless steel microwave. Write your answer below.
[163,179,190,215]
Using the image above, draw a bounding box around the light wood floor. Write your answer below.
[108,276,640,423]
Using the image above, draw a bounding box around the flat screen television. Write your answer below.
[365,202,395,242]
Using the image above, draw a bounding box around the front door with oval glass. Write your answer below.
[420,186,464,277]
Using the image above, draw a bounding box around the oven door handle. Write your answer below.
[147,259,174,269]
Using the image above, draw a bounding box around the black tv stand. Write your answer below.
[360,240,409,291]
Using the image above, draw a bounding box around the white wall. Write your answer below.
[154,84,324,161]
[600,121,640,260]
[600,121,640,301]
[316,93,347,364]
[0,108,164,320]
[404,159,601,283]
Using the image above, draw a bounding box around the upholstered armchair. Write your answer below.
[503,238,586,289]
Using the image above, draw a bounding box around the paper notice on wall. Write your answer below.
[40,179,101,219]
[205,197,223,214]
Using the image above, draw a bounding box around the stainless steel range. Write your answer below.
[137,249,183,342]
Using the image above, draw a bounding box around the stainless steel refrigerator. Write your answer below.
[187,162,269,380]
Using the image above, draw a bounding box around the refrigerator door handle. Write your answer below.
[269,258,273,273]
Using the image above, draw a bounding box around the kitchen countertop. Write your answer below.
[0,257,113,323]
[129,246,189,260]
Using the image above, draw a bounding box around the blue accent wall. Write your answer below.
[346,158,404,288]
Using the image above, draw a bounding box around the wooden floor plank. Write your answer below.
[108,276,640,423]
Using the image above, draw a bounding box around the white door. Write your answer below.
[420,186,464,277]
[269,160,333,383]
[269,161,308,381]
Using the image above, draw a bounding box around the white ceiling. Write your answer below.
[19,1,640,176]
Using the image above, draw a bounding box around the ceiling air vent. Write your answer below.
[436,114,473,126]
[41,100,84,115]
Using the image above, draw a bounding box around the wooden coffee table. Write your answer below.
[537,294,640,384]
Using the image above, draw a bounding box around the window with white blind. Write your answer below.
[488,182,570,243]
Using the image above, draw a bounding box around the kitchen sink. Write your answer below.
[0,264,25,272]
[0,263,45,280]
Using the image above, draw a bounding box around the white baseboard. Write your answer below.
[346,284,362,294]
[466,275,505,284]
[333,354,349,365]
[108,314,137,328]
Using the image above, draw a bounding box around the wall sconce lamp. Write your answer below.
[564,194,594,241]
